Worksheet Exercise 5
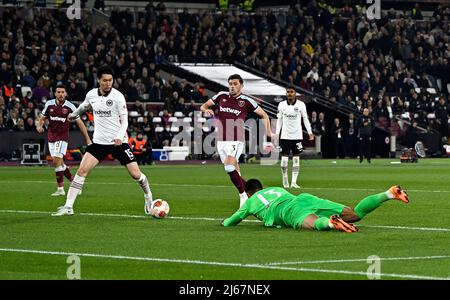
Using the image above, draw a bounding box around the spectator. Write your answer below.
[24,116,36,131]
[345,112,357,158]
[435,96,450,139]
[32,79,50,104]
[6,109,19,131]
[331,117,346,159]
[0,113,5,130]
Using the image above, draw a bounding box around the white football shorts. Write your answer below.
[48,141,68,158]
[217,141,244,163]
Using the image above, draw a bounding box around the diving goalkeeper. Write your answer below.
[221,179,409,232]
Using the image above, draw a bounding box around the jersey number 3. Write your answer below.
[256,189,283,208]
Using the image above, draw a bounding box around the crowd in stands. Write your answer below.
[1,1,450,152]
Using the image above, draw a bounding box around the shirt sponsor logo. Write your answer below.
[50,116,67,123]
[94,110,112,116]
[284,113,298,119]
[219,106,241,116]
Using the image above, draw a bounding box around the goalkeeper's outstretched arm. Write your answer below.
[222,206,250,227]
[69,99,91,120]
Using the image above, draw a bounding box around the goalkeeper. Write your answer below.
[221,179,409,232]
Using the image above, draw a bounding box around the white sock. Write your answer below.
[385,190,394,199]
[137,173,152,200]
[281,156,289,185]
[292,156,300,185]
[328,220,334,228]
[239,192,248,207]
[57,186,64,192]
[65,174,85,208]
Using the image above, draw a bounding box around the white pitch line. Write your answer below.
[1,180,450,194]
[266,255,450,266]
[0,248,447,280]
[0,209,448,231]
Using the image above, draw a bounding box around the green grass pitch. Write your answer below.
[0,159,449,280]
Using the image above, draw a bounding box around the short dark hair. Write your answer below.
[55,84,66,91]
[245,179,263,195]
[228,74,243,84]
[97,65,115,79]
[286,85,296,91]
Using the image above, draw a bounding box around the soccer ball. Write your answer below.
[150,199,170,219]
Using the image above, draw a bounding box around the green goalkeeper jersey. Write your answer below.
[222,187,346,229]
[222,187,296,227]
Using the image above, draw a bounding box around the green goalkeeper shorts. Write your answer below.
[280,193,347,229]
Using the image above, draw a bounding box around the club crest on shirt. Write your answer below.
[106,99,113,106]
[294,107,299,112]
[62,108,68,114]
[238,100,245,107]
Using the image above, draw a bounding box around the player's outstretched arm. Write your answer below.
[222,204,250,227]
[254,107,274,139]
[200,99,215,117]
[69,99,91,121]
[75,118,92,145]
[36,114,46,133]
[300,103,314,140]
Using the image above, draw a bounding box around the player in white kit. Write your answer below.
[52,66,155,216]
[275,86,314,189]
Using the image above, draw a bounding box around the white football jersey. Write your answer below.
[276,100,312,140]
[75,88,128,145]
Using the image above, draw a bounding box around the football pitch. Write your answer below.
[0,159,449,280]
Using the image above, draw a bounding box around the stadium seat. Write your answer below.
[436,79,442,91]
[202,127,211,133]
[129,111,140,117]
[185,126,194,133]
[155,126,164,132]
[143,93,149,100]
[447,84,450,94]
[21,86,32,97]
[174,111,184,117]
[427,113,435,119]
[426,88,436,94]
[170,126,180,133]
[196,117,206,123]
[414,88,421,94]
[137,117,144,123]
[401,112,411,120]
[152,117,162,123]
[168,117,178,123]
[183,117,192,123]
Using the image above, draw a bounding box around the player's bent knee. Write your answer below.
[126,162,141,180]
[224,164,236,173]
[301,214,319,230]
[340,207,360,223]
[131,172,141,180]
[76,168,89,177]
